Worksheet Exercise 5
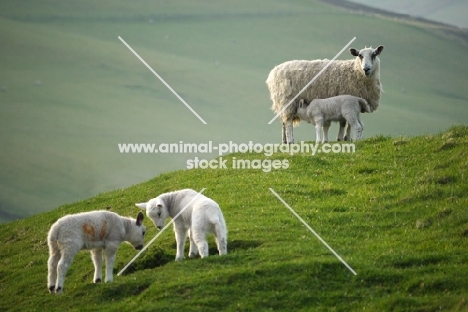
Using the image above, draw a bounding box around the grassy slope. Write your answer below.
[1,125,467,311]
[1,0,468,222]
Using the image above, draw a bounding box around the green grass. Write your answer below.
[1,0,468,222]
[1,125,467,311]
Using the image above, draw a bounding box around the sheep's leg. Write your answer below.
[188,228,199,258]
[174,227,188,261]
[322,121,331,143]
[337,120,346,141]
[55,247,79,294]
[90,249,103,283]
[282,122,287,144]
[104,247,117,283]
[47,247,61,293]
[284,119,294,144]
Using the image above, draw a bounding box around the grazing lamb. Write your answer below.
[47,211,145,294]
[296,95,370,143]
[266,45,384,143]
[136,189,227,261]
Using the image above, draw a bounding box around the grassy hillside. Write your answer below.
[1,0,468,222]
[1,125,467,311]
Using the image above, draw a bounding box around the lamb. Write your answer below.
[47,210,145,294]
[136,189,227,261]
[296,95,370,143]
[266,45,384,143]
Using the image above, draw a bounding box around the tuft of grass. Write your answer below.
[0,126,468,311]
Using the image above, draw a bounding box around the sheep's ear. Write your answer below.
[136,211,144,226]
[350,48,359,56]
[135,202,148,210]
[374,45,384,56]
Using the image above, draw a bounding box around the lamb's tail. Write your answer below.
[358,98,371,113]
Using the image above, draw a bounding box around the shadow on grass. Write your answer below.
[118,247,173,275]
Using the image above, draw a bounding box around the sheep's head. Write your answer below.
[350,45,384,76]
[136,198,169,230]
[298,99,309,109]
[126,212,146,250]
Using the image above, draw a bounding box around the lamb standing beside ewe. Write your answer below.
[296,95,370,143]
[266,45,384,143]
[47,210,145,294]
[136,189,227,261]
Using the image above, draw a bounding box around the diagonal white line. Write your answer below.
[118,36,207,125]
[117,188,207,276]
[267,37,356,124]
[269,188,357,275]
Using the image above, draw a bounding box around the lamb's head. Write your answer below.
[136,198,169,230]
[127,212,146,250]
[350,45,384,76]
[296,99,310,120]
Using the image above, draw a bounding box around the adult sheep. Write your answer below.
[47,210,146,294]
[266,45,384,143]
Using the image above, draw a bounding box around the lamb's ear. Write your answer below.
[135,202,148,210]
[136,211,144,226]
[374,45,384,56]
[350,48,359,57]
[299,99,304,107]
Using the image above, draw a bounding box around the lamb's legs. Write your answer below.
[337,120,346,141]
[188,229,199,258]
[353,118,364,140]
[214,223,227,256]
[192,230,209,258]
[174,228,188,261]
[55,247,79,294]
[104,248,117,283]
[90,249,103,283]
[322,121,331,143]
[344,122,352,141]
[315,121,324,143]
[47,249,61,293]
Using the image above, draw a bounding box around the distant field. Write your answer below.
[1,0,467,221]
[347,0,468,29]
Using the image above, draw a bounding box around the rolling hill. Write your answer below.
[0,0,467,223]
[0,126,467,311]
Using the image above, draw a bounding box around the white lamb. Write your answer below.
[47,210,145,294]
[296,95,370,143]
[136,189,227,261]
[266,45,384,143]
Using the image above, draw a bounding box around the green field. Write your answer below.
[1,125,467,311]
[1,1,467,222]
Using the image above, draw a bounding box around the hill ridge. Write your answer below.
[1,125,467,311]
